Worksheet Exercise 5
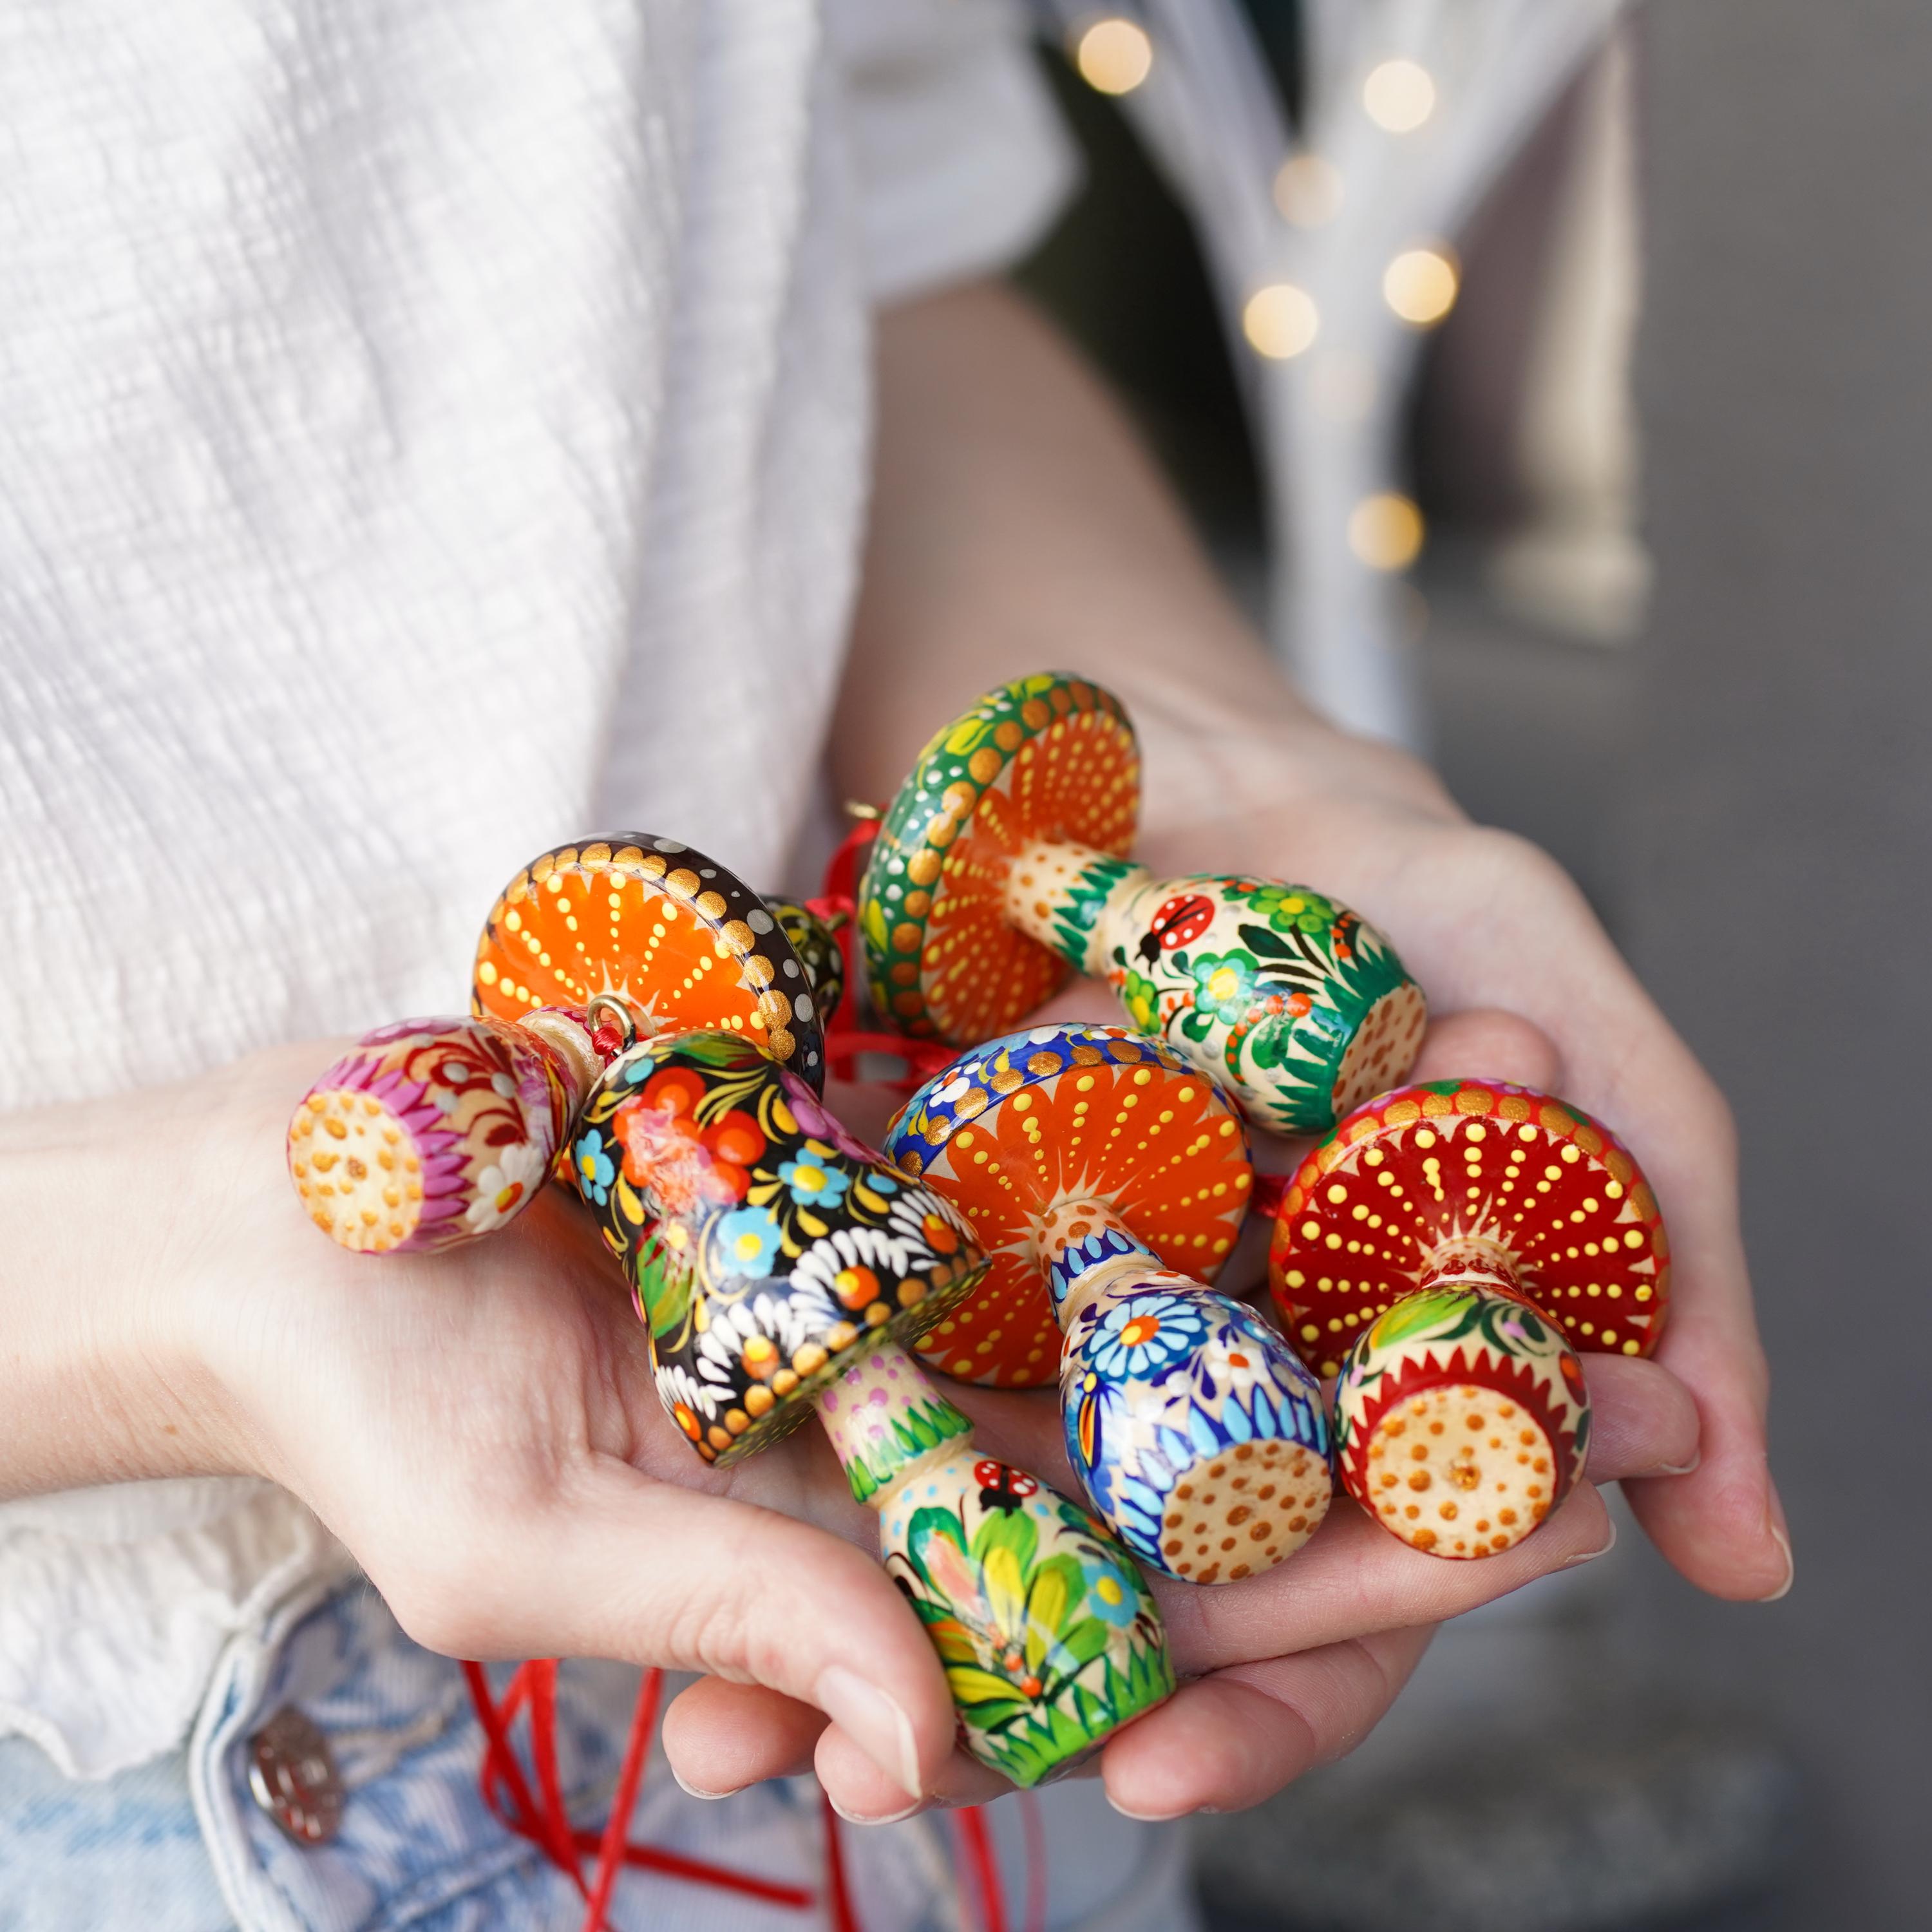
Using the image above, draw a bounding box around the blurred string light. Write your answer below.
[1273,153,1342,227]
[1348,493,1426,571]
[1073,17,1154,95]
[1242,282,1319,359]
[1363,59,1437,133]
[1383,245,1460,325]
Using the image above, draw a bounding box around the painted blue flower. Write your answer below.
[1088,1293,1208,1381]
[714,1205,783,1278]
[616,1052,659,1088]
[1080,1557,1141,1627]
[777,1157,850,1208]
[573,1128,616,1206]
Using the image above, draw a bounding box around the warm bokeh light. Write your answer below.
[1363,59,1437,133]
[1074,18,1154,96]
[1273,153,1343,227]
[1242,283,1320,360]
[1383,246,1460,325]
[1348,493,1426,571]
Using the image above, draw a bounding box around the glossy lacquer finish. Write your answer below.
[1264,1077,1666,1558]
[289,835,1175,1777]
[817,1345,1172,1787]
[289,1014,587,1253]
[858,672,1427,1135]
[1267,1078,1671,1379]
[889,1024,1331,1581]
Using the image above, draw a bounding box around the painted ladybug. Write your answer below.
[1139,893,1216,966]
[975,1460,1039,1513]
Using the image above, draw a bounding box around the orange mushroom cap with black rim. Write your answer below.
[469,833,828,1088]
[1267,1079,1670,1379]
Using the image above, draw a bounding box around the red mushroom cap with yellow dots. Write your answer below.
[1267,1079,1669,1379]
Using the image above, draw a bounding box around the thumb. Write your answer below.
[388,1457,955,1803]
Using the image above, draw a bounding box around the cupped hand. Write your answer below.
[1123,722,1786,1609]
[47,1041,967,1807]
[660,1003,1703,1822]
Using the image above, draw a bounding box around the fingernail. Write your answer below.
[1562,1514,1618,1567]
[1107,1793,1191,1823]
[829,1793,927,1826]
[1759,1486,1795,1602]
[1656,1451,1701,1477]
[670,1767,735,1801]
[815,1666,923,1800]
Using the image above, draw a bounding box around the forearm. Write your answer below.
[0,1077,240,1499]
[833,281,1453,830]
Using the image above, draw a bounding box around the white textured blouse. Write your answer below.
[0,0,1072,1778]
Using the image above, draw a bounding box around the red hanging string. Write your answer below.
[460,1661,829,1920]
[820,1792,862,1932]
[951,1806,1010,1932]
[807,814,958,1094]
[1249,1171,1290,1224]
[580,1665,662,1932]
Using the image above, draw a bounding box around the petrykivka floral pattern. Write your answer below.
[573,1028,985,1464]
[469,834,828,1086]
[1060,1262,1331,1582]
[854,672,1429,1137]
[891,1021,1333,1583]
[885,1022,1251,1387]
[290,1016,572,1255]
[876,1443,1174,1786]
[1332,1284,1590,1560]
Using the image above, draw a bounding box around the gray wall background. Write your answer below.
[1620,1,1926,1922]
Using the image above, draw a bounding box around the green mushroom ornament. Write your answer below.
[857,672,1429,1137]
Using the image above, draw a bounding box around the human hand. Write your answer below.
[659,1003,1700,1822]
[1119,702,1787,1609]
[0,1041,975,1807]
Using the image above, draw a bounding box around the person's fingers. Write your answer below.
[815,1727,1011,1823]
[662,1678,826,1797]
[1559,1029,1787,1600]
[1101,1623,1436,1819]
[1408,1005,1562,1091]
[377,1459,956,1802]
[1580,1352,1701,1481]
[1152,1480,1615,1676]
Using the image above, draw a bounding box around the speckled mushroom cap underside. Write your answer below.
[469,833,828,1088]
[859,672,1140,1047]
[1268,1079,1671,1379]
[886,1023,1253,1388]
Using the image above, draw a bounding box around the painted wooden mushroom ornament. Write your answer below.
[886,1022,1332,1584]
[857,671,1429,1137]
[289,835,1175,1785]
[1268,1079,1671,1560]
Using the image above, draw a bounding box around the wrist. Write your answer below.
[0,1079,253,1499]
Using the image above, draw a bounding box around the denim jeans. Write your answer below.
[0,1580,1197,1931]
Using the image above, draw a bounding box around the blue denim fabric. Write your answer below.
[0,1582,1198,1932]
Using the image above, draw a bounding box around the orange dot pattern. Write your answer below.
[469,833,825,1084]
[886,1023,1251,1387]
[860,674,1139,1045]
[1267,1078,1670,1377]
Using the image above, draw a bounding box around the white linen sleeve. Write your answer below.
[827,0,1081,305]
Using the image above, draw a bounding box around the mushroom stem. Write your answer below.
[1036,1196,1157,1323]
[1003,838,1145,976]
[1414,1235,1525,1300]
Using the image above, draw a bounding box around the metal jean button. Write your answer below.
[247,1705,345,1846]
